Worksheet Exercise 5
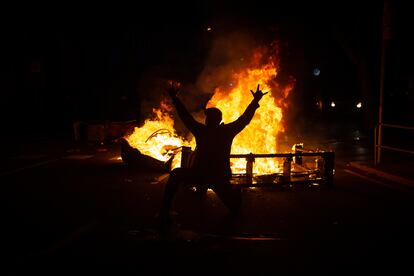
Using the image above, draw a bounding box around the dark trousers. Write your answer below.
[161,168,241,214]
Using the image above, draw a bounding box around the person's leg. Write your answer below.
[159,168,193,217]
[212,180,242,216]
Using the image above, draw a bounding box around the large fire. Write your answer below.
[125,43,294,175]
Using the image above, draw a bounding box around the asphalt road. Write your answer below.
[2,140,414,275]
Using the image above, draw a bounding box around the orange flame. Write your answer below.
[125,43,294,174]
[206,45,294,174]
[125,100,195,169]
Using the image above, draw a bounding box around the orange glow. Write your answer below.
[125,42,294,174]
[125,100,195,169]
[206,46,294,174]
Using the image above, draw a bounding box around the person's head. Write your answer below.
[204,107,222,126]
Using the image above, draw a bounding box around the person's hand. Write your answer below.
[250,84,268,101]
[166,80,181,98]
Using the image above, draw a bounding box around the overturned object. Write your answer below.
[120,139,172,172]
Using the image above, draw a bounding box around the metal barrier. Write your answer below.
[374,123,414,165]
[181,147,335,188]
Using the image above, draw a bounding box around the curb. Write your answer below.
[348,162,414,187]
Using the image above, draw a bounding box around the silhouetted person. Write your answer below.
[158,81,267,225]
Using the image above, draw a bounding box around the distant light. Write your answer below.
[313,68,321,76]
[316,100,323,110]
[331,101,336,108]
[207,27,212,31]
[356,102,362,108]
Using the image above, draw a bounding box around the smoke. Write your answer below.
[136,31,260,124]
[135,29,299,144]
[195,32,257,94]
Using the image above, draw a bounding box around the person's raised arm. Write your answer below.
[228,84,268,133]
[166,81,203,134]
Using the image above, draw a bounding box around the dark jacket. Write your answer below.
[171,96,260,179]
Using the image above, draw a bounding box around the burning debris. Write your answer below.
[120,139,172,172]
[226,149,335,187]
[124,99,195,170]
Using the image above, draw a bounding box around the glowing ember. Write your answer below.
[125,42,294,175]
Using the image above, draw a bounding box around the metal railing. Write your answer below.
[181,147,335,187]
[374,123,414,165]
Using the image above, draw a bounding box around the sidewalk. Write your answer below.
[347,152,414,188]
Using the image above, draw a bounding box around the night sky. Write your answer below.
[3,1,413,144]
